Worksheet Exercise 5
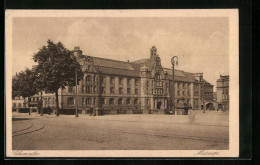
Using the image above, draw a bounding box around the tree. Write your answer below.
[12,68,39,115]
[33,40,83,116]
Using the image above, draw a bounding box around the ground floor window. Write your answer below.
[86,98,91,105]
[146,99,150,105]
[109,98,114,105]
[126,98,130,105]
[118,98,122,105]
[67,97,74,105]
[134,98,138,105]
[101,98,105,105]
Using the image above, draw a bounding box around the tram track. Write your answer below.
[12,122,45,137]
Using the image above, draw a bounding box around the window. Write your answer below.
[13,103,16,107]
[109,98,114,105]
[152,89,154,94]
[87,86,91,93]
[68,86,74,92]
[178,91,180,96]
[102,87,105,94]
[135,89,138,95]
[119,78,123,85]
[135,79,139,86]
[102,76,106,83]
[188,91,190,96]
[146,99,150,105]
[146,81,149,91]
[86,75,92,82]
[110,77,115,84]
[127,78,131,85]
[93,75,96,82]
[178,83,180,89]
[155,73,161,80]
[82,98,85,106]
[86,98,91,104]
[119,87,123,94]
[134,98,138,105]
[110,87,114,94]
[18,103,21,108]
[67,97,74,105]
[93,86,97,93]
[101,98,105,105]
[93,98,96,105]
[183,91,185,96]
[118,98,122,105]
[126,98,130,105]
[127,88,131,94]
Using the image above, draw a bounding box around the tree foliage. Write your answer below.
[33,40,83,116]
[12,68,39,100]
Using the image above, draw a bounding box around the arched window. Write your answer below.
[109,98,114,105]
[155,73,161,80]
[118,98,122,105]
[126,98,131,105]
[67,97,74,105]
[134,98,138,105]
[86,75,92,82]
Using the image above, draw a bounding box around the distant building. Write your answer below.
[213,92,217,101]
[216,75,229,110]
[12,46,214,114]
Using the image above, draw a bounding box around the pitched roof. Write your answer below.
[78,54,197,82]
[164,68,197,82]
[80,55,141,77]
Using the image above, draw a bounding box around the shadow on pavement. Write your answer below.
[12,118,36,121]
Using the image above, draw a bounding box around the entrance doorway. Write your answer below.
[157,102,162,109]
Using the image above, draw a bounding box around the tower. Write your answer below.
[150,46,158,60]
[140,65,151,113]
[73,46,83,58]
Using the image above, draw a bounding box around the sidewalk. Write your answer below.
[12,110,229,127]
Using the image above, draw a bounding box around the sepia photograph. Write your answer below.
[5,9,239,157]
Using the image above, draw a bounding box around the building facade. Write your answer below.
[12,46,214,114]
[216,75,229,110]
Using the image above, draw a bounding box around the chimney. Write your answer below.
[73,46,83,58]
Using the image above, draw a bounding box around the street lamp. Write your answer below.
[75,69,79,117]
[171,56,178,115]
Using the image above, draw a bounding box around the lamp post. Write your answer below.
[171,56,178,115]
[75,69,79,117]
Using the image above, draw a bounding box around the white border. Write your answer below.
[5,9,239,158]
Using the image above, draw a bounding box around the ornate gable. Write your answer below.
[81,56,99,73]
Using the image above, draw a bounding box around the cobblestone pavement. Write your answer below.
[12,112,229,150]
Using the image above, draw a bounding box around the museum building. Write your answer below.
[13,46,214,114]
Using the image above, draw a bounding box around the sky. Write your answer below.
[12,17,229,91]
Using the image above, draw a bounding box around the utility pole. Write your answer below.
[171,56,178,115]
[40,91,43,116]
[75,69,79,117]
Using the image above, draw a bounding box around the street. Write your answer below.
[12,111,229,150]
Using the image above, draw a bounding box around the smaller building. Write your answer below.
[216,75,229,111]
[12,96,28,112]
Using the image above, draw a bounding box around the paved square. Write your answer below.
[12,111,229,150]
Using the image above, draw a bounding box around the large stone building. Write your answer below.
[216,75,229,110]
[13,46,214,114]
